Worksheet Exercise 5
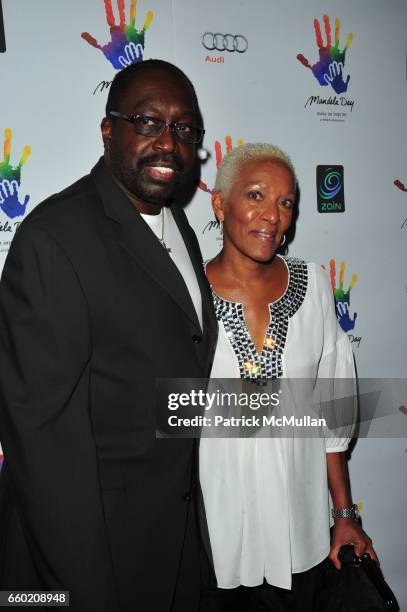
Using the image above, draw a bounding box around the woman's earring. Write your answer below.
[280,234,286,246]
[218,219,223,235]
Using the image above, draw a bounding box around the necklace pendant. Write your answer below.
[159,239,171,253]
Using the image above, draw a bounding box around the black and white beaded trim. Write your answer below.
[213,258,308,381]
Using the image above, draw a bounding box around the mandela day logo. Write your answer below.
[297,15,355,121]
[200,136,243,239]
[323,259,361,347]
[0,129,31,247]
[81,0,154,94]
[317,165,345,212]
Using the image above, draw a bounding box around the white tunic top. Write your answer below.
[199,258,355,590]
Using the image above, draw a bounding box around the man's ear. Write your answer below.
[211,191,225,222]
[101,117,112,150]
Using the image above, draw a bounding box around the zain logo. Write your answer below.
[317,165,344,213]
[320,168,342,199]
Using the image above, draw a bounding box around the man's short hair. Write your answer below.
[214,142,297,197]
[105,59,200,118]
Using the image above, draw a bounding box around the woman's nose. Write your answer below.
[262,199,279,224]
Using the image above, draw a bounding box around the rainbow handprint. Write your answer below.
[297,15,353,95]
[0,129,31,220]
[81,0,153,70]
[326,259,358,332]
[199,135,244,195]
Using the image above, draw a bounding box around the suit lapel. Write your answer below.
[171,205,216,326]
[91,159,203,331]
[118,222,201,329]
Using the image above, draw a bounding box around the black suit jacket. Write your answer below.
[0,158,218,611]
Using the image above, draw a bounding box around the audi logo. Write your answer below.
[202,32,248,53]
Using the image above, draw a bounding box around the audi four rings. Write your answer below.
[202,33,248,53]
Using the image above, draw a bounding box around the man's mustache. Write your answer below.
[138,154,184,173]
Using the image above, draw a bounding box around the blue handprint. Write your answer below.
[0,129,31,220]
[336,301,357,332]
[323,60,350,95]
[0,180,30,219]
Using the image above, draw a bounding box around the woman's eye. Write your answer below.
[247,190,262,201]
[280,198,294,209]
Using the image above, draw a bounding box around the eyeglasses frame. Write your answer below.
[108,110,205,144]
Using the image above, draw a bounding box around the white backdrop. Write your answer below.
[1,0,406,605]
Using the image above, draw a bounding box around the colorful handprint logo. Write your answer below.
[297,15,353,95]
[0,129,31,220]
[199,135,244,195]
[81,0,153,70]
[324,259,358,332]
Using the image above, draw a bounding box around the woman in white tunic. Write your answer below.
[199,143,377,611]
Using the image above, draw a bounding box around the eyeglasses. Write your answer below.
[109,111,205,144]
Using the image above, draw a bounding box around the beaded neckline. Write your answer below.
[212,257,308,381]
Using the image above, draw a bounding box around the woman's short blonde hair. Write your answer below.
[214,142,297,197]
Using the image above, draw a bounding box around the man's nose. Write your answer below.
[153,124,178,153]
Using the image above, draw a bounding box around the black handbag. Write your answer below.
[317,545,400,612]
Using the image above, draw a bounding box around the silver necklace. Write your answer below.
[159,207,171,253]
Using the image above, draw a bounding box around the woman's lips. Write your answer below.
[144,165,177,181]
[250,230,277,242]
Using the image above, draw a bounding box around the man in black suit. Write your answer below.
[0,60,217,611]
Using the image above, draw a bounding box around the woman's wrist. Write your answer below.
[331,503,360,521]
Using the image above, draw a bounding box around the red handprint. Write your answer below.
[199,136,244,195]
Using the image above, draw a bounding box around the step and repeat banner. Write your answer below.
[1,0,406,605]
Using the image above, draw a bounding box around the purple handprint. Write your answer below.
[0,129,31,220]
[297,15,353,95]
[81,0,154,70]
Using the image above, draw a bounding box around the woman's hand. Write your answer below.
[330,518,379,569]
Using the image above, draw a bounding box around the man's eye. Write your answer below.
[138,116,159,127]
[280,198,294,209]
[176,124,193,133]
